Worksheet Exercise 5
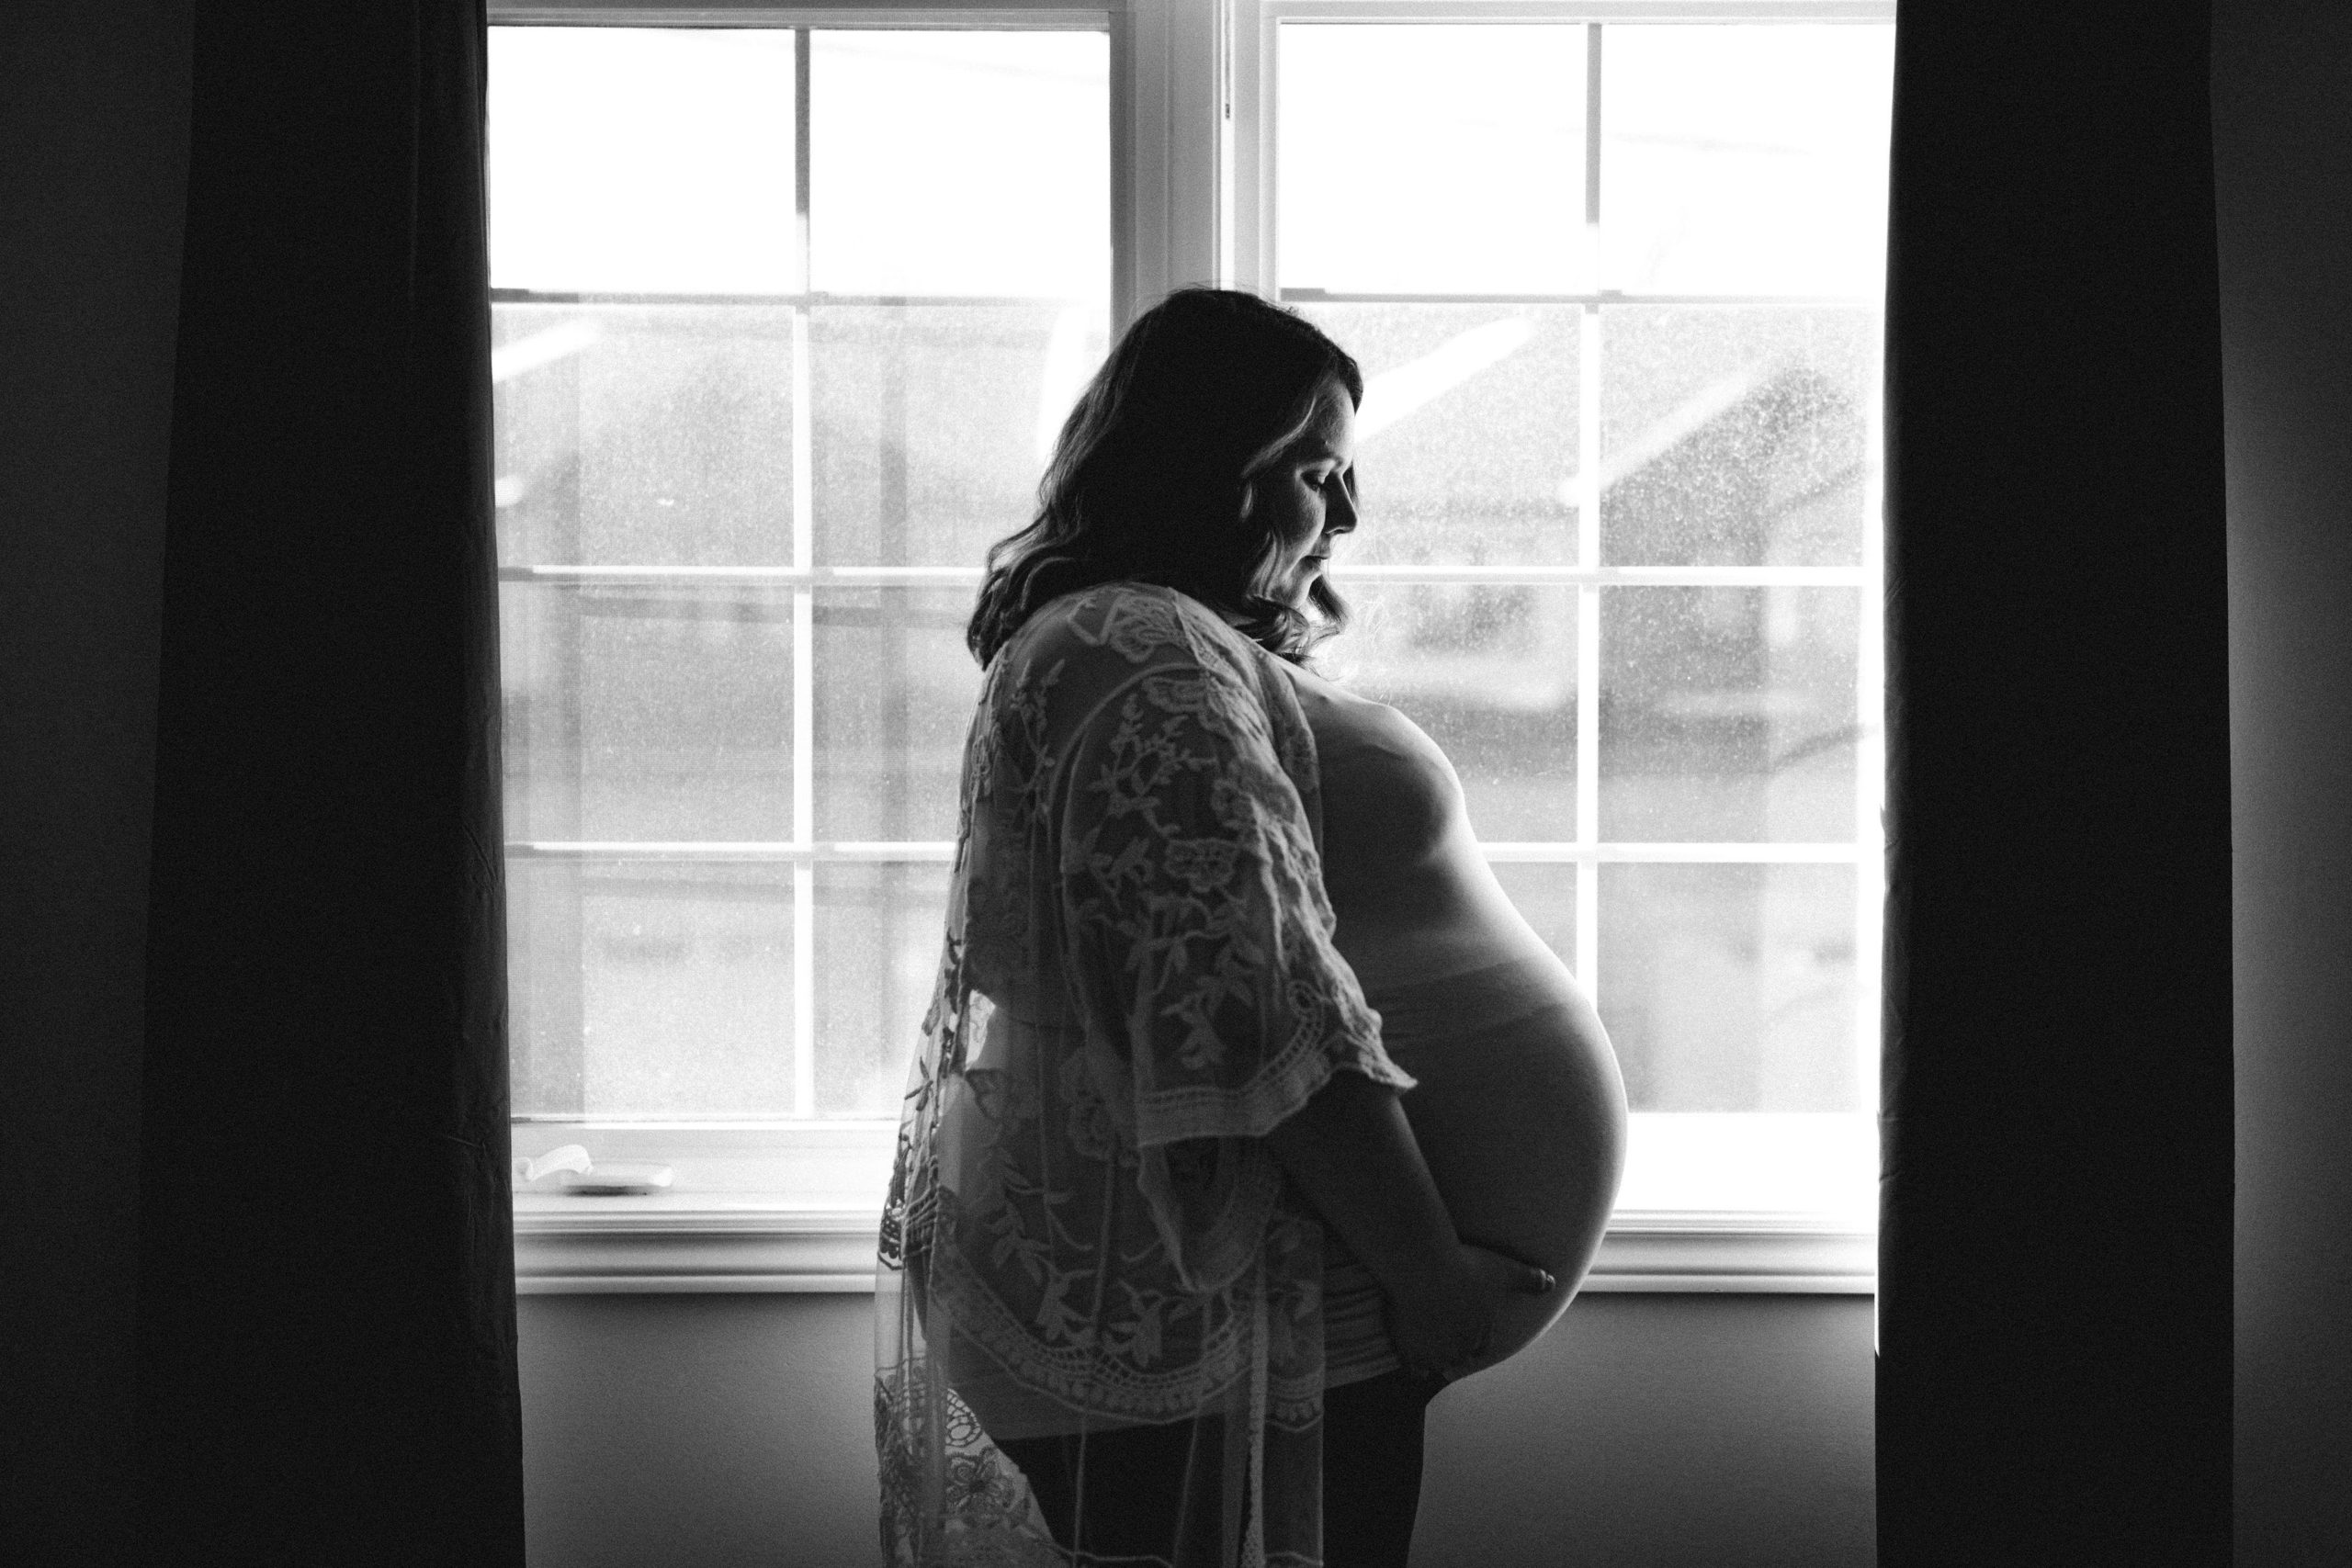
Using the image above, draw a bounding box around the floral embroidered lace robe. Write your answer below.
[876,582,1412,1568]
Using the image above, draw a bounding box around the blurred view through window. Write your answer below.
[491,26,1110,1121]
[1280,22,1891,1145]
[491,18,1892,1190]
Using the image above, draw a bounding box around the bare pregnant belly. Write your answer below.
[1367,948,1626,1371]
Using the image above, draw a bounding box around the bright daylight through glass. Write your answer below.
[486,20,1892,1206]
[1280,24,1891,1192]
[489,26,1109,1120]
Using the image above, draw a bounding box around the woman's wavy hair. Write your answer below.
[967,287,1364,668]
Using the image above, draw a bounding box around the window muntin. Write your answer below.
[493,4,1892,1223]
[491,23,1111,1123]
[1268,15,1891,1171]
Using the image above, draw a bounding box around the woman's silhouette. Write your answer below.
[876,288,1625,1568]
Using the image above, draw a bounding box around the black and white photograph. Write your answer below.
[2,0,2334,1564]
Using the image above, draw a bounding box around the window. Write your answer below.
[492,16,1117,1209]
[497,0,1891,1287]
[1232,4,1892,1216]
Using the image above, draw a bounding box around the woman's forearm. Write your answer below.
[1262,1069,1477,1332]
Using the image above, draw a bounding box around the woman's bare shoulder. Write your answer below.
[1273,655,1413,741]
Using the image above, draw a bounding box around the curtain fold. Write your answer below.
[1879,3,2232,1564]
[136,2,524,1561]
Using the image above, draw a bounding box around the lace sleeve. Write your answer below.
[1054,654,1410,1151]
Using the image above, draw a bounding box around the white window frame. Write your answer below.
[498,0,1883,1295]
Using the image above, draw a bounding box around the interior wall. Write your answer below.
[0,3,187,1565]
[2211,0,2352,1561]
[517,1292,1875,1568]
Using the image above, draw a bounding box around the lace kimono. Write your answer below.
[876,581,1413,1568]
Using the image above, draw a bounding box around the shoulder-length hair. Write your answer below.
[966,287,1364,668]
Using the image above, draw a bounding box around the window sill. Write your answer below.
[512,1199,1875,1295]
[509,1114,1879,1292]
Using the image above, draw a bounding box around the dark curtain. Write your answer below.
[136,1,524,1561]
[1879,3,2232,1565]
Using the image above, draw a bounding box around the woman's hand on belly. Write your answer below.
[1358,958,1629,1374]
[1263,1069,1553,1381]
[1387,1241,1560,1382]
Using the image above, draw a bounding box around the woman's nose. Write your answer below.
[1329,486,1359,534]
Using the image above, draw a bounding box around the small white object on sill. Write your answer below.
[513,1144,675,1197]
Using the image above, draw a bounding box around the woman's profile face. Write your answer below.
[1250,377,1360,610]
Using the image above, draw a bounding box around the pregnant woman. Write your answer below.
[876,288,1625,1568]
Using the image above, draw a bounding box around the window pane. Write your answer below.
[502,583,794,841]
[815,863,952,1116]
[814,589,985,842]
[810,31,1110,298]
[1600,586,1859,841]
[489,28,797,294]
[493,303,795,568]
[1598,863,1858,1111]
[1279,25,1587,295]
[1600,25,1893,296]
[818,303,1110,570]
[812,302,1106,568]
[1600,306,1873,567]
[1332,583,1577,841]
[1490,862,1579,972]
[509,860,795,1118]
[1296,304,1581,566]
